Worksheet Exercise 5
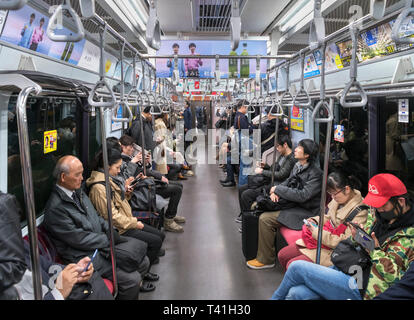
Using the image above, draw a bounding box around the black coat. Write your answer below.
[274,162,323,230]
[43,186,113,276]
[0,192,27,297]
[129,115,155,153]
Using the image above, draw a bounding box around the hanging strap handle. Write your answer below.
[309,0,326,49]
[79,0,95,18]
[146,0,161,50]
[269,100,284,117]
[230,0,241,51]
[370,0,386,20]
[0,0,27,10]
[88,25,117,108]
[340,24,368,108]
[392,0,414,44]
[312,99,333,123]
[47,0,85,42]
[293,50,312,108]
[280,62,294,107]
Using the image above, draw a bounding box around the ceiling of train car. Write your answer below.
[29,0,407,57]
[157,0,292,36]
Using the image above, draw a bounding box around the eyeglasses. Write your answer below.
[328,188,345,197]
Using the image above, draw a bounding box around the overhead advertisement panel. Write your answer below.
[0,5,86,65]
[156,40,267,79]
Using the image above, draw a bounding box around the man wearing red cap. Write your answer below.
[270,173,414,300]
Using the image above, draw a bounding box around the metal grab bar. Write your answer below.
[46,0,85,42]
[16,85,43,300]
[79,0,95,18]
[293,50,312,108]
[313,98,334,265]
[392,0,414,44]
[340,24,368,108]
[370,0,386,20]
[0,0,27,10]
[146,0,161,50]
[309,0,326,49]
[230,0,241,51]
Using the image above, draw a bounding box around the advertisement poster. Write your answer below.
[359,23,396,62]
[0,5,86,65]
[334,125,345,143]
[44,130,57,154]
[111,105,123,131]
[156,40,267,79]
[336,38,353,68]
[325,42,343,72]
[290,105,304,132]
[77,40,100,72]
[304,53,320,78]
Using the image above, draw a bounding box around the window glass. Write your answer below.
[316,102,369,196]
[7,95,79,222]
[381,98,414,198]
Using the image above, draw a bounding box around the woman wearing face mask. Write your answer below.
[277,171,369,270]
[270,173,414,300]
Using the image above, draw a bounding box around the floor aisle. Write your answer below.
[141,163,284,300]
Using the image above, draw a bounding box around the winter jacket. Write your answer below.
[296,190,369,266]
[43,186,112,276]
[0,192,27,297]
[121,153,163,181]
[274,161,323,230]
[361,203,414,300]
[129,114,155,153]
[374,260,414,300]
[87,171,140,235]
[183,107,192,131]
[262,152,296,184]
[234,111,254,134]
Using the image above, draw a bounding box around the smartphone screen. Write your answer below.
[350,223,375,251]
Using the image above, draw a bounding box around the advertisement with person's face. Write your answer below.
[156,40,267,79]
[0,5,85,65]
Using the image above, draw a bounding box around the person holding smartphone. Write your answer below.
[270,173,414,300]
[277,171,368,270]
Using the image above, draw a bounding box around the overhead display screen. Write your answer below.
[155,40,268,79]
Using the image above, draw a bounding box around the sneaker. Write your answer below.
[238,227,242,233]
[173,215,186,224]
[235,216,242,223]
[164,218,184,233]
[246,259,275,270]
[185,170,194,177]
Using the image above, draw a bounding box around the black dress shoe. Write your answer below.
[221,181,236,187]
[152,257,160,265]
[144,272,160,282]
[140,281,156,292]
[219,179,230,184]
[157,248,165,257]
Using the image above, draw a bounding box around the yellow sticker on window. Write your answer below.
[44,130,57,154]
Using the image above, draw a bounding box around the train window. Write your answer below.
[315,102,369,196]
[6,95,79,223]
[379,98,414,198]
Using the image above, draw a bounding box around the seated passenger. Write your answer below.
[16,242,114,300]
[43,155,150,300]
[374,261,414,300]
[0,192,27,299]
[271,173,414,300]
[246,139,322,270]
[237,135,296,219]
[278,171,368,270]
[118,135,186,233]
[87,148,165,268]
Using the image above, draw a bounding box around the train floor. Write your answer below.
[141,162,284,300]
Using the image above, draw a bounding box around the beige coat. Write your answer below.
[153,118,168,174]
[86,171,139,234]
[296,190,369,266]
